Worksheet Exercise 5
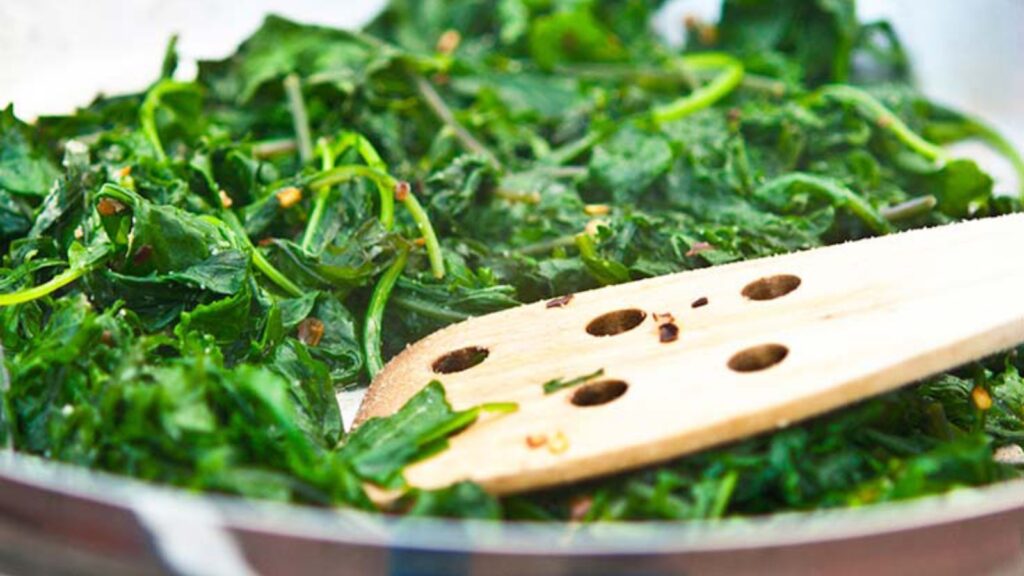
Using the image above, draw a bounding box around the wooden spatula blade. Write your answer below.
[352,215,1024,495]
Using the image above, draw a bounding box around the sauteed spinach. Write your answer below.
[3,0,1024,521]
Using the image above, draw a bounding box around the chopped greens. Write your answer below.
[543,368,606,395]
[3,0,1024,522]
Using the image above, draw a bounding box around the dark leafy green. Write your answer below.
[2,0,1024,521]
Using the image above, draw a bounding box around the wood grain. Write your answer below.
[351,215,1024,495]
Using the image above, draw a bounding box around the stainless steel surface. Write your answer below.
[2,451,1024,575]
[2,2,1024,574]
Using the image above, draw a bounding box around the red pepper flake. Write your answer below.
[525,434,547,449]
[413,237,427,247]
[436,29,461,55]
[218,190,234,208]
[132,244,153,265]
[685,242,712,257]
[100,330,115,346]
[117,165,133,178]
[652,312,675,323]
[394,181,411,202]
[691,296,709,308]
[257,237,275,247]
[569,495,594,521]
[297,318,325,347]
[659,322,679,343]
[275,186,303,209]
[96,197,127,217]
[546,294,574,309]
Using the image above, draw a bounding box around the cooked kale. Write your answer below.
[2,0,1024,521]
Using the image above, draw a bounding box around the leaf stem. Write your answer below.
[284,74,314,164]
[544,129,612,166]
[364,249,409,378]
[218,210,304,297]
[390,295,470,323]
[815,85,948,163]
[306,164,398,193]
[139,80,195,162]
[651,53,744,124]
[545,53,743,164]
[301,139,336,252]
[304,164,398,239]
[0,266,89,307]
[251,138,298,159]
[412,73,501,169]
[401,191,446,279]
[251,250,304,297]
[305,165,445,278]
[332,132,395,229]
[881,195,937,222]
[754,173,893,234]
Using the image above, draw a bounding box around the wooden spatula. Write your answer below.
[350,214,1024,496]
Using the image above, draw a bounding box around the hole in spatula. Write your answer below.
[586,309,646,336]
[728,344,789,372]
[571,380,628,407]
[742,274,801,301]
[432,346,489,374]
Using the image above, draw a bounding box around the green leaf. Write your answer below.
[528,8,625,70]
[590,126,673,203]
[404,481,502,519]
[95,184,247,287]
[922,159,994,218]
[341,380,480,489]
[198,15,399,103]
[0,106,60,197]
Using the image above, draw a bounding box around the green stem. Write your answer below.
[251,250,303,298]
[218,211,304,297]
[305,164,399,235]
[814,85,948,163]
[0,266,89,307]
[575,232,599,260]
[306,164,398,193]
[139,80,195,162]
[332,132,395,229]
[412,73,501,169]
[306,165,445,279]
[301,139,336,251]
[574,232,630,285]
[401,192,445,279]
[391,295,470,323]
[545,129,612,166]
[284,74,314,164]
[546,54,742,166]
[754,173,893,234]
[364,249,409,378]
[651,53,744,124]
